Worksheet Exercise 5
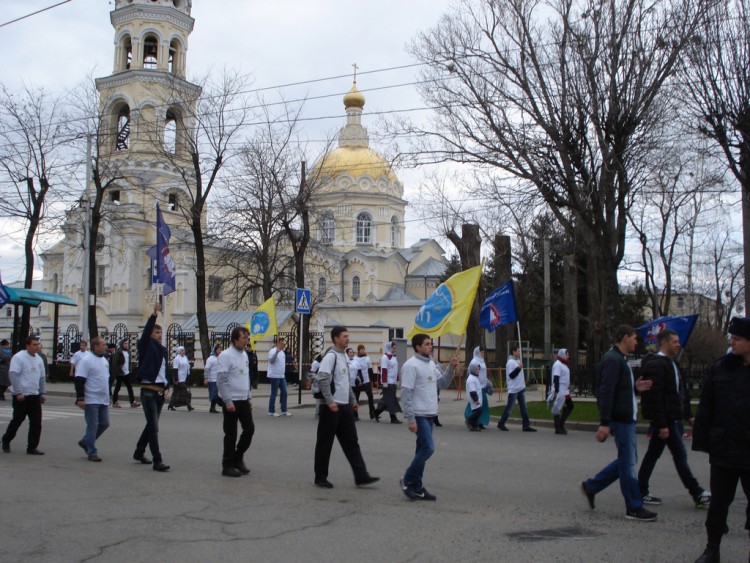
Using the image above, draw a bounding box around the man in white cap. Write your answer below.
[547,348,573,435]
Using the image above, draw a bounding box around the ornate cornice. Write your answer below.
[95,70,202,98]
[111,5,195,33]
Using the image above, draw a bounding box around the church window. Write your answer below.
[121,35,132,71]
[208,276,224,301]
[321,211,334,243]
[168,39,180,75]
[96,233,105,251]
[388,328,404,341]
[96,266,106,296]
[110,190,121,204]
[116,106,130,151]
[318,277,327,298]
[164,109,178,153]
[168,192,178,211]
[677,296,685,309]
[390,216,399,247]
[143,35,158,70]
[352,276,361,301]
[356,212,372,244]
[5,307,11,318]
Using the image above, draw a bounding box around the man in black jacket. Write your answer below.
[132,302,172,472]
[692,317,750,563]
[637,329,710,508]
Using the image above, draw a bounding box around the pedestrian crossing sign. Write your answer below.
[295,288,311,314]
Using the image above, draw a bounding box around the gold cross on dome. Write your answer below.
[352,62,359,83]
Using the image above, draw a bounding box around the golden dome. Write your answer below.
[313,146,397,183]
[343,82,365,109]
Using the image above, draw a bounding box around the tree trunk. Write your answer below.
[563,254,579,368]
[192,209,211,362]
[492,234,512,368]
[446,223,482,355]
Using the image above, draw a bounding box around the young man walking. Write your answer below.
[75,337,111,462]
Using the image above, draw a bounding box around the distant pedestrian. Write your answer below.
[69,340,88,377]
[216,327,254,478]
[267,337,291,416]
[133,302,172,472]
[1,335,47,455]
[168,346,194,411]
[692,317,750,563]
[313,326,379,489]
[74,337,111,462]
[373,342,402,423]
[464,347,490,428]
[580,325,657,521]
[111,339,138,408]
[355,344,376,420]
[497,344,536,432]
[0,339,11,400]
[204,344,221,413]
[547,349,573,435]
[346,347,361,421]
[400,334,457,501]
[465,363,483,431]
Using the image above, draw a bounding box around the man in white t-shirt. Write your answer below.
[75,337,111,462]
[267,337,290,416]
[313,325,379,489]
[400,334,457,501]
[2,335,47,455]
[69,340,88,377]
[497,344,537,432]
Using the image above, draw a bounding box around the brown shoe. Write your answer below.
[88,455,102,462]
[112,402,121,408]
[131,401,141,408]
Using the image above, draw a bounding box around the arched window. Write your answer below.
[390,216,399,247]
[352,276,361,301]
[321,210,335,243]
[116,106,130,150]
[318,277,327,298]
[356,212,372,244]
[168,192,178,211]
[168,39,180,75]
[96,233,105,250]
[121,35,132,70]
[677,296,685,309]
[164,109,178,153]
[143,34,158,69]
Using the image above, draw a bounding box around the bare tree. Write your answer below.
[680,0,750,313]
[0,83,75,341]
[408,0,712,363]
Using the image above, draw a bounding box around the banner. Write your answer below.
[247,296,278,350]
[146,204,176,295]
[636,314,698,350]
[407,265,482,339]
[480,280,518,332]
[0,271,9,308]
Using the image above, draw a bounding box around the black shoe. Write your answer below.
[497,424,509,431]
[356,476,380,488]
[168,406,175,411]
[26,448,44,455]
[2,440,9,453]
[418,487,437,501]
[133,451,151,464]
[522,427,537,432]
[187,406,194,411]
[153,462,171,472]
[434,419,443,427]
[209,408,219,413]
[314,479,334,489]
[581,481,595,509]
[642,494,663,505]
[400,479,419,500]
[391,418,402,424]
[625,507,658,521]
[694,545,720,563]
[234,460,250,475]
[78,440,87,453]
[222,466,242,478]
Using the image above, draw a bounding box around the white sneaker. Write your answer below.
[281,412,293,417]
[268,412,280,417]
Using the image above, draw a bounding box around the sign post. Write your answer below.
[295,288,311,405]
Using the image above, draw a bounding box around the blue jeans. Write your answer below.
[403,416,435,490]
[82,404,110,455]
[207,382,218,403]
[584,421,643,511]
[498,389,531,429]
[136,388,165,464]
[638,420,701,498]
[268,378,287,413]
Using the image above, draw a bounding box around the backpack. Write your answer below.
[312,349,337,399]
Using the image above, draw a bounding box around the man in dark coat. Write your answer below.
[637,328,710,508]
[693,317,750,563]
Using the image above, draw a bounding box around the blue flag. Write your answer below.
[480,280,518,332]
[637,315,698,350]
[146,204,176,295]
[0,272,9,308]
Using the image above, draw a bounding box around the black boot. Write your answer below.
[434,416,442,427]
[373,407,383,422]
[560,403,573,433]
[209,400,218,413]
[390,413,402,424]
[694,544,720,563]
[234,456,250,475]
[554,415,566,435]
[222,459,241,478]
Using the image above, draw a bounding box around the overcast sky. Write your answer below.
[0,0,456,282]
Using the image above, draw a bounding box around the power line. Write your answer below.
[0,0,72,29]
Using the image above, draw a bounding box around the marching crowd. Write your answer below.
[1,305,749,562]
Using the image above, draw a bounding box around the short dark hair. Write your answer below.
[330,325,348,341]
[357,344,366,352]
[153,324,162,332]
[614,325,636,343]
[0,339,8,345]
[510,344,520,354]
[25,335,40,346]
[91,336,104,347]
[411,333,431,351]
[80,340,88,346]
[657,329,678,345]
[231,326,249,344]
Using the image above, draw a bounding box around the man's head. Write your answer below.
[25,335,40,355]
[120,339,129,350]
[176,345,186,356]
[79,340,88,352]
[357,344,366,357]
[510,344,520,357]
[1,339,9,349]
[657,329,680,358]
[614,325,638,354]
[728,317,750,358]
[330,325,349,350]
[91,337,107,357]
[151,325,162,342]
[411,333,433,357]
[275,336,285,350]
[231,326,249,350]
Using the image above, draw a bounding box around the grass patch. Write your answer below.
[488,401,648,424]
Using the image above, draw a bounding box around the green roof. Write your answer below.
[4,287,77,308]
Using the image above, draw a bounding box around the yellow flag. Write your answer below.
[247,296,278,350]
[407,265,482,339]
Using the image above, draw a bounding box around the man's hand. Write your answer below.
[595,425,611,442]
[40,395,46,404]
[225,403,236,413]
[689,417,695,427]
[328,403,339,413]
[658,427,669,440]
[16,393,25,402]
[352,403,359,412]
[75,400,85,410]
[635,376,652,392]
[450,357,459,367]
[408,422,417,433]
[153,302,162,314]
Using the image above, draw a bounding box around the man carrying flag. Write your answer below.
[247,297,277,351]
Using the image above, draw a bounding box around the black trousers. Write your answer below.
[705,464,750,545]
[222,399,254,464]
[112,376,135,404]
[354,383,375,418]
[314,403,369,482]
[2,394,42,449]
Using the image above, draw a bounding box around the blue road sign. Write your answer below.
[295,288,311,314]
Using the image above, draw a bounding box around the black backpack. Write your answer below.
[312,349,337,399]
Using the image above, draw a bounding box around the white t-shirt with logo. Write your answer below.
[76,353,111,405]
[318,349,351,404]
[466,374,483,410]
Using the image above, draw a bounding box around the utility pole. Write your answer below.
[80,134,92,338]
[543,239,551,360]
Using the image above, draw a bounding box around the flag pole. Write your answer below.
[454,333,465,400]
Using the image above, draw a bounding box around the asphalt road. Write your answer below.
[0,393,746,563]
